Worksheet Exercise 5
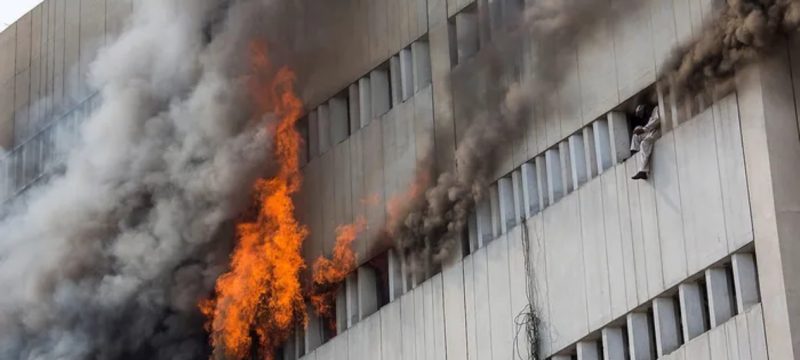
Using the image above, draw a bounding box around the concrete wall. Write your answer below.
[0,0,132,150]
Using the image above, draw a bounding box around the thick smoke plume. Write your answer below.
[0,0,300,358]
[662,0,800,99]
[390,0,640,268]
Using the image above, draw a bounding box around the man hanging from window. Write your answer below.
[630,103,660,180]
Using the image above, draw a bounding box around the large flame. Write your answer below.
[201,42,307,360]
[310,217,366,328]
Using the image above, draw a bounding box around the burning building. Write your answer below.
[1,0,800,359]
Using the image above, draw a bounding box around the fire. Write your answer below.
[201,42,307,360]
[310,217,366,328]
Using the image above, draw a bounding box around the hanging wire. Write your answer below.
[513,217,541,360]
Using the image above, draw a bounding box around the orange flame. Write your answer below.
[201,42,307,360]
[310,217,366,327]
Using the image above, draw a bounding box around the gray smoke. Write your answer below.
[662,0,800,99]
[391,0,641,268]
[0,0,297,359]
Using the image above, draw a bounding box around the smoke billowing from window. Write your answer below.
[0,0,298,358]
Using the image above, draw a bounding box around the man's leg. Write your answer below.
[632,136,655,180]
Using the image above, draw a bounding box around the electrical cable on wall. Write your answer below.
[513,218,541,360]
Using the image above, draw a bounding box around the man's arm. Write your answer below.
[643,106,661,132]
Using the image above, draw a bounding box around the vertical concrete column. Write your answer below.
[520,162,539,216]
[348,83,361,134]
[295,326,306,357]
[477,195,493,247]
[559,141,573,194]
[706,267,736,327]
[388,249,404,301]
[551,356,572,360]
[568,133,588,189]
[467,212,479,254]
[737,47,800,359]
[390,55,402,107]
[455,9,479,64]
[317,104,330,154]
[732,253,760,313]
[545,148,563,204]
[358,266,379,320]
[535,155,549,208]
[577,340,601,360]
[679,282,709,341]
[411,40,431,91]
[305,309,323,353]
[593,118,612,172]
[498,176,516,232]
[653,297,682,357]
[400,47,414,100]
[602,327,627,360]
[607,112,631,164]
[627,312,656,360]
[370,68,391,118]
[511,169,526,222]
[489,183,501,237]
[335,286,347,334]
[358,77,372,128]
[346,273,359,328]
[329,96,349,145]
[582,126,598,179]
[308,109,320,159]
[283,331,297,360]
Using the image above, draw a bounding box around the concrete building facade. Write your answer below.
[3,1,800,360]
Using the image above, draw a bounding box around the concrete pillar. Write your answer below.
[358,77,372,128]
[305,306,323,352]
[477,195,493,247]
[732,253,760,313]
[535,155,549,208]
[346,273,359,328]
[511,169,526,222]
[283,331,297,360]
[295,326,306,357]
[358,266,379,320]
[602,327,627,360]
[335,286,347,334]
[593,118,613,172]
[498,176,515,232]
[568,133,588,189]
[559,141,573,194]
[370,67,391,118]
[582,126,598,179]
[317,104,330,154]
[545,148,563,204]
[607,112,630,164]
[653,297,682,357]
[706,267,736,327]
[400,47,414,101]
[308,110,320,159]
[679,282,709,341]
[412,40,431,91]
[454,9,479,64]
[467,211,479,254]
[520,162,539,216]
[348,83,361,134]
[627,311,656,360]
[577,340,601,360]
[390,55,402,107]
[329,96,349,145]
[737,45,800,359]
[388,249,404,301]
[489,183,501,237]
